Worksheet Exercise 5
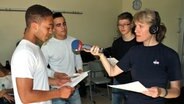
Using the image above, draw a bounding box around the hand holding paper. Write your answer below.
[64,71,89,87]
[52,71,89,88]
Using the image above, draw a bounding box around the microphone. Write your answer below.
[71,39,104,53]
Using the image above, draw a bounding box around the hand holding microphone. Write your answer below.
[87,45,103,57]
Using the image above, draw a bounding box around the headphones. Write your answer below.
[149,11,160,35]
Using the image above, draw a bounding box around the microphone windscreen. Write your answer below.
[71,39,82,52]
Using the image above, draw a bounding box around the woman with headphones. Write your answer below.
[85,9,182,104]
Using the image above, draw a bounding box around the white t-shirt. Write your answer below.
[41,36,83,77]
[11,39,51,104]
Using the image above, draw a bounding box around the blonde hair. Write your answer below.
[134,9,158,26]
[134,9,166,42]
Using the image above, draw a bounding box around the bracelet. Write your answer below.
[159,88,168,97]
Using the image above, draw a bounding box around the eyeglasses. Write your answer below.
[118,23,131,28]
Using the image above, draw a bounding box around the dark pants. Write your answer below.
[0,98,15,104]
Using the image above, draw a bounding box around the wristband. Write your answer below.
[163,88,168,97]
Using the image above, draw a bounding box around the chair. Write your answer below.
[88,60,111,104]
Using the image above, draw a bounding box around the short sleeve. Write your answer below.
[11,50,36,79]
[166,50,182,81]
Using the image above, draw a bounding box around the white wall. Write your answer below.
[0,0,122,65]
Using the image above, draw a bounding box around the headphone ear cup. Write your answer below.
[149,24,159,34]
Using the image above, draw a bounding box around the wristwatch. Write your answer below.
[132,0,142,10]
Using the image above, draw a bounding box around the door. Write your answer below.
[178,0,184,85]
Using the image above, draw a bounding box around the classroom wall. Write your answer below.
[0,0,122,65]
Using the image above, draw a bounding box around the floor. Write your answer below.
[81,85,111,104]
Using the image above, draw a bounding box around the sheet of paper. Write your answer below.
[107,57,118,66]
[108,81,148,93]
[62,71,89,87]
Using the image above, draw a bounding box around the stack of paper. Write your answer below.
[108,81,148,93]
[63,71,89,87]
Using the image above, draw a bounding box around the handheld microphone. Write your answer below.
[71,39,104,53]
